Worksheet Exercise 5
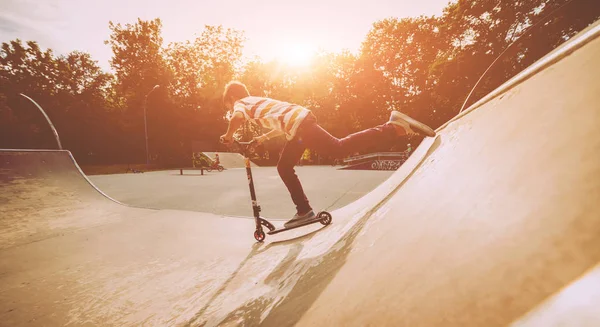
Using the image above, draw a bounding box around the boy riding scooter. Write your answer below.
[220,81,436,229]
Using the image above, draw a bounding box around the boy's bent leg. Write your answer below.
[277,139,312,215]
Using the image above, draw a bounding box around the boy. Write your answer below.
[220,81,435,228]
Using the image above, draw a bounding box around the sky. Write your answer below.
[0,0,452,71]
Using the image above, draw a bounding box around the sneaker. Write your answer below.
[389,111,436,137]
[284,210,317,228]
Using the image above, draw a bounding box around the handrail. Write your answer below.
[437,14,600,132]
[19,93,63,150]
[343,151,409,164]
[459,0,578,114]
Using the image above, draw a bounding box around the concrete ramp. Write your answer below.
[0,150,135,249]
[293,22,600,326]
[1,20,600,327]
[0,150,259,325]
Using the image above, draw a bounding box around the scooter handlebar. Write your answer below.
[235,140,256,146]
[220,137,256,146]
[220,137,257,155]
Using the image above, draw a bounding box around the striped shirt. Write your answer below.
[233,96,311,140]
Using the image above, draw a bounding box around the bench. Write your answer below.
[179,167,209,175]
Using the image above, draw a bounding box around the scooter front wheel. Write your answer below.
[254,229,265,242]
[319,211,332,225]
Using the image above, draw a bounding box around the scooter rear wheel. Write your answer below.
[254,229,265,242]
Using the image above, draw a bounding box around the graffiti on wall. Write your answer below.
[370,159,403,171]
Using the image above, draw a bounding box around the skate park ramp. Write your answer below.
[202,151,256,168]
[1,21,600,327]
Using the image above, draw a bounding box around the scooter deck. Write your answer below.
[267,215,328,235]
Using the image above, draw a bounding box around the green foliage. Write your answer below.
[0,40,117,159]
[2,0,598,164]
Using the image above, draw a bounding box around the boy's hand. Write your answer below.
[220,134,234,145]
[221,111,245,146]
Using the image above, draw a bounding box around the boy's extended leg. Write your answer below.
[297,113,397,158]
[296,111,434,158]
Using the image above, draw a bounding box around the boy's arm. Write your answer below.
[265,129,284,139]
[255,129,284,144]
[221,111,246,143]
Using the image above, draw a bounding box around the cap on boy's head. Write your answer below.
[223,81,250,105]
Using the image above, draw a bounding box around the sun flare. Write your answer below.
[275,42,316,67]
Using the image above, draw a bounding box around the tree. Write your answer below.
[165,25,246,153]
[1,40,115,159]
[360,16,447,128]
[1,40,58,149]
[3,1,597,164]
[51,51,116,163]
[435,0,600,114]
[105,18,176,163]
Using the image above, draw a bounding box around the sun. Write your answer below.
[275,42,316,67]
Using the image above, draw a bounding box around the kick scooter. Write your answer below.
[223,138,332,242]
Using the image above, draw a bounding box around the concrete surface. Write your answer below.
[88,167,394,220]
[1,19,600,327]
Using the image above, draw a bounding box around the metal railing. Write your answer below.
[343,151,410,165]
[459,0,583,114]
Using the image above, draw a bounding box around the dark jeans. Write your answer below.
[277,112,398,214]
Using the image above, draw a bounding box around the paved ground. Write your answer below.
[89,166,394,220]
